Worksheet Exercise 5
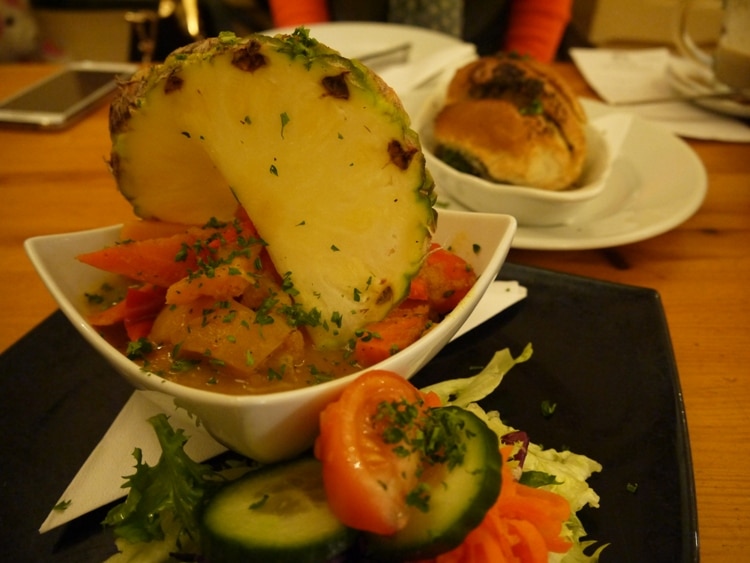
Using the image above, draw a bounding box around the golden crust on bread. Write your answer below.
[434,54,587,191]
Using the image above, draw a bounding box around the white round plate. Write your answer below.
[667,56,750,119]
[436,111,707,250]
[265,21,465,65]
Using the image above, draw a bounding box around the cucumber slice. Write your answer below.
[200,456,354,563]
[363,406,502,560]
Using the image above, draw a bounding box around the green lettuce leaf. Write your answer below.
[102,414,223,547]
[421,343,533,406]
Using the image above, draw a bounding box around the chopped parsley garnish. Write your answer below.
[267,365,285,381]
[355,329,380,342]
[278,303,323,328]
[330,311,343,328]
[126,338,154,360]
[249,494,269,510]
[171,358,200,372]
[519,470,562,488]
[373,401,471,512]
[53,499,72,511]
[175,243,190,262]
[280,112,290,138]
[405,483,431,512]
[541,399,557,418]
[84,292,104,304]
[254,297,278,325]
[280,271,299,296]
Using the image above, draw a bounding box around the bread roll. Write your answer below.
[433,54,587,191]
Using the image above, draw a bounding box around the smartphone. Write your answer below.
[0,61,139,129]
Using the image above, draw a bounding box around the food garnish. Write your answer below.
[103,346,608,562]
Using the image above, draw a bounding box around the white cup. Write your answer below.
[676,0,750,92]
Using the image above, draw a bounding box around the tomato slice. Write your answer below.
[314,371,433,535]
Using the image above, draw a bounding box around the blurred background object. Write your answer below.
[571,0,722,49]
[9,0,726,64]
[27,0,271,62]
[0,0,41,61]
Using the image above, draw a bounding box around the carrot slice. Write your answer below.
[122,284,167,341]
[77,232,201,287]
[353,301,431,366]
[412,243,477,315]
[119,220,193,241]
[87,299,127,327]
[427,447,572,563]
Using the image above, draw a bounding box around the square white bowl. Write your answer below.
[25,209,516,463]
[415,91,631,227]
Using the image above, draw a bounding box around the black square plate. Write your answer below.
[0,263,698,562]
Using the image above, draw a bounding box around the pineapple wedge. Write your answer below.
[109,30,436,349]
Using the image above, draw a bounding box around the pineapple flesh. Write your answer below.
[109,29,436,349]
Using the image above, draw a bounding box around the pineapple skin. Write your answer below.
[108,30,437,349]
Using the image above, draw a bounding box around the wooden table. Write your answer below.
[1,63,749,561]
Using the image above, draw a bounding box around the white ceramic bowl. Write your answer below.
[25,209,516,463]
[415,91,628,227]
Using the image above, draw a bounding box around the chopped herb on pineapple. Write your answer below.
[280,271,299,296]
[280,112,290,138]
[249,494,269,510]
[330,311,343,328]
